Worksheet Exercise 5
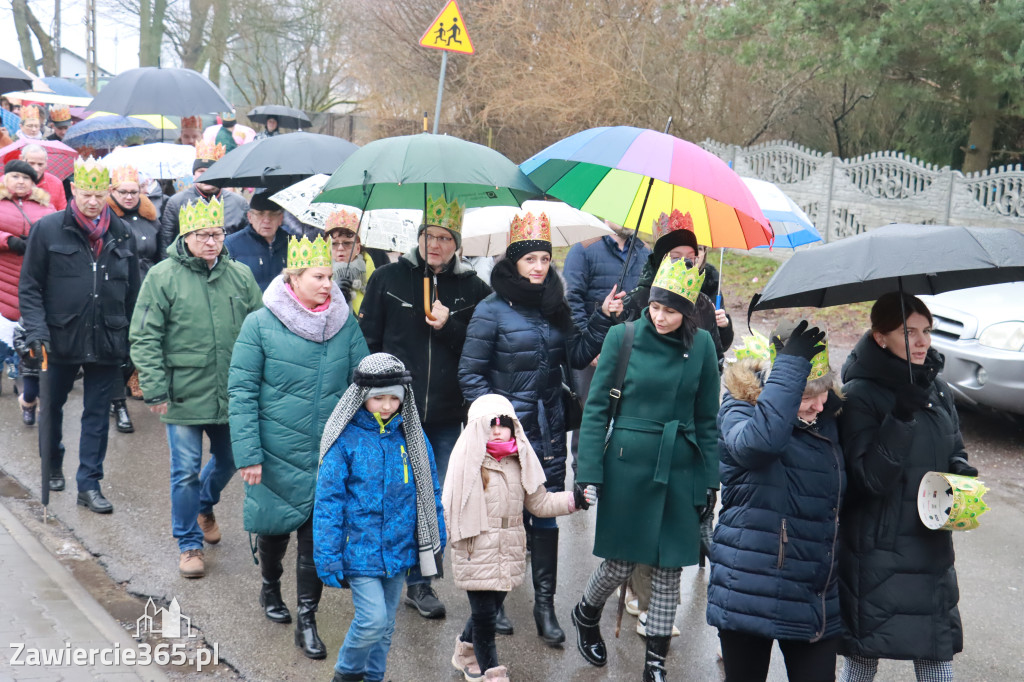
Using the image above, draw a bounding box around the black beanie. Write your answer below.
[4,160,38,184]
[506,239,551,264]
[193,159,216,174]
[653,228,699,265]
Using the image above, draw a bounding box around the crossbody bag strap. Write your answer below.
[604,321,635,444]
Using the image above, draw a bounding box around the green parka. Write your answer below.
[576,313,720,568]
[129,238,262,424]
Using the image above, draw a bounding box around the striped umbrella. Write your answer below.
[741,176,822,249]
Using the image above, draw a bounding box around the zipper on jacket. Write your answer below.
[401,445,409,484]
[424,275,436,422]
[777,518,789,569]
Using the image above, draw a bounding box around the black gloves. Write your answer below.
[774,320,826,362]
[28,339,48,359]
[701,488,718,518]
[891,383,931,421]
[432,550,444,580]
[573,483,592,511]
[950,458,979,478]
[7,236,26,255]
[337,277,354,302]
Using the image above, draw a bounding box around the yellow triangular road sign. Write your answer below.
[419,0,474,55]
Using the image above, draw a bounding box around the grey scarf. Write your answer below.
[263,275,349,343]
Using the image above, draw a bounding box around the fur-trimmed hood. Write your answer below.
[0,185,50,207]
[107,194,158,221]
[724,356,843,417]
[262,274,349,343]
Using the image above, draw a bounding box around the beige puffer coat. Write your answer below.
[450,454,572,592]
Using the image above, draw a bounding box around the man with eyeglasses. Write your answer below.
[130,196,262,578]
[224,191,288,291]
[359,195,491,619]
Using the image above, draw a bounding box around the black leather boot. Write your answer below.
[571,598,606,666]
[494,603,514,635]
[295,556,327,659]
[257,535,291,624]
[531,526,565,646]
[111,400,134,433]
[642,634,670,682]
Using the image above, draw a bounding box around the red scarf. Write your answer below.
[70,201,110,258]
[485,438,518,462]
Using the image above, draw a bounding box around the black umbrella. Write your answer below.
[199,132,359,190]
[0,58,34,94]
[87,66,232,117]
[246,104,312,129]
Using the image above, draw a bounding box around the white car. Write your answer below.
[920,282,1024,416]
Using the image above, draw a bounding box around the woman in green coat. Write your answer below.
[571,254,720,682]
[228,235,368,660]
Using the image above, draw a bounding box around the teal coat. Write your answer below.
[228,275,369,535]
[576,314,720,568]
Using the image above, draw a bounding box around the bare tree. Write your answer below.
[11,0,57,75]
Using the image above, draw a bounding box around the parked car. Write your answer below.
[920,282,1024,416]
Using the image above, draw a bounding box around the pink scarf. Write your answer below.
[285,282,330,312]
[486,438,518,462]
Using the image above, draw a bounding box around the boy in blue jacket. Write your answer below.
[315,353,446,682]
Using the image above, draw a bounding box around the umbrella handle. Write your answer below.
[29,345,48,371]
[424,276,437,321]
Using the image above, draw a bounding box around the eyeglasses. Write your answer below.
[334,239,357,247]
[115,190,139,198]
[423,233,454,245]
[191,231,226,243]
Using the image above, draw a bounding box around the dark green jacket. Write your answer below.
[129,238,262,424]
[576,314,720,568]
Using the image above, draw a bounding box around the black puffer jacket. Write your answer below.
[838,332,966,661]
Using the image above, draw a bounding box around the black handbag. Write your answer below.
[560,363,584,431]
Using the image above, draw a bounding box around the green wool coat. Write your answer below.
[129,238,263,424]
[576,315,721,568]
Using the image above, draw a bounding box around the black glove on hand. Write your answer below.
[7,236,26,255]
[775,320,826,362]
[338,277,354,302]
[573,483,591,511]
[27,340,48,359]
[950,458,979,478]
[432,551,444,580]
[891,382,930,421]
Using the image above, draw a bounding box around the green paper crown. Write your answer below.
[179,197,224,235]
[73,157,110,192]
[948,475,989,531]
[425,195,463,233]
[651,254,704,305]
[288,235,332,269]
[734,331,771,362]
[770,335,831,380]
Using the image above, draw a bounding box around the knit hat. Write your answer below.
[366,385,406,403]
[652,210,699,263]
[505,211,551,263]
[4,159,37,184]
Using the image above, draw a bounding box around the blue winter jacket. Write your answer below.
[459,292,611,490]
[563,235,650,329]
[225,225,288,292]
[707,354,846,642]
[313,408,446,583]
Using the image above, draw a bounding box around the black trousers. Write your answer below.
[719,629,839,682]
[461,590,507,672]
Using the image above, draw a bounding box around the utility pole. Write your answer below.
[85,0,97,92]
[53,0,61,76]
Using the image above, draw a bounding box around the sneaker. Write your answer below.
[618,586,641,616]
[405,582,446,619]
[197,512,221,544]
[636,611,680,637]
[179,549,205,578]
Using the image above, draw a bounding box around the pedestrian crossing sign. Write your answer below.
[419,0,475,55]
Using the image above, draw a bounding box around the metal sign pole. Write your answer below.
[431,51,449,135]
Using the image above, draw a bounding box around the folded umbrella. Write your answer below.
[247,104,312,130]
[200,132,359,190]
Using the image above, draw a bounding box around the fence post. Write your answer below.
[944,169,956,225]
[823,156,837,242]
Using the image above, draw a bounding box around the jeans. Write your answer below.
[719,629,839,682]
[335,574,405,682]
[166,423,236,552]
[43,362,119,491]
[407,420,461,587]
[461,590,507,671]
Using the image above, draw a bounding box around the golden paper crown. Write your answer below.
[73,157,111,192]
[734,331,771,362]
[325,209,360,233]
[288,235,332,269]
[651,254,704,305]
[20,106,42,124]
[181,115,203,130]
[652,209,694,243]
[195,140,226,162]
[424,195,463,233]
[48,105,71,123]
[179,196,224,235]
[110,165,139,187]
[769,335,831,380]
[509,212,551,245]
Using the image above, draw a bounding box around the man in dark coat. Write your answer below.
[159,144,248,251]
[224,191,288,291]
[358,196,490,619]
[18,158,141,514]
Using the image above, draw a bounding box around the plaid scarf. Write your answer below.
[70,201,111,258]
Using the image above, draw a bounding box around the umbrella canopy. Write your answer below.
[41,77,91,97]
[461,200,611,257]
[521,126,772,249]
[200,132,359,190]
[741,177,822,249]
[0,138,78,179]
[102,143,197,180]
[87,111,177,130]
[0,58,35,93]
[63,115,160,150]
[247,104,311,129]
[87,66,232,117]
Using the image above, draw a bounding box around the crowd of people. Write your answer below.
[0,108,977,682]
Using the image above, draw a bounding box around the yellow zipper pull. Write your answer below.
[401,445,409,483]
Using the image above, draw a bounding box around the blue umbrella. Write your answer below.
[741,177,822,249]
[62,115,160,150]
[41,76,91,97]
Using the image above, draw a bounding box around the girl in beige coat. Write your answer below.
[443,394,590,681]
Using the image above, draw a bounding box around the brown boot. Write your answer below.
[451,635,481,679]
[484,666,510,681]
[179,549,205,578]
[197,512,221,544]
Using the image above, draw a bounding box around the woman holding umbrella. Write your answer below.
[838,292,975,682]
[459,212,622,646]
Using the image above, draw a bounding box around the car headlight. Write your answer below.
[977,322,1024,351]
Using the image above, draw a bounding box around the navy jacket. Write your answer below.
[225,225,288,292]
[563,235,650,329]
[707,354,846,642]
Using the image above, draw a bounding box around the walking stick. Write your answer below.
[614,579,627,637]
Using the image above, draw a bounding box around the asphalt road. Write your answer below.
[0,362,1022,682]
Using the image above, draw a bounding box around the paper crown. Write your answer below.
[769,334,831,380]
[325,209,360,233]
[179,197,224,235]
[20,106,42,124]
[73,157,110,192]
[651,254,704,305]
[734,331,772,362]
[918,472,990,531]
[653,209,694,243]
[48,105,71,123]
[509,212,551,245]
[288,235,332,268]
[181,115,203,130]
[110,165,139,187]
[195,140,226,162]
[424,195,463,233]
